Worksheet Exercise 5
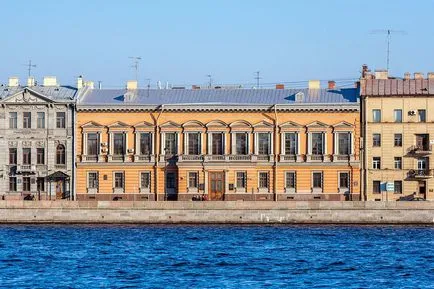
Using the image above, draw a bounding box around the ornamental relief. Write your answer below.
[54,140,66,146]
[14,93,38,103]
[8,141,17,148]
[36,141,45,148]
[22,141,32,147]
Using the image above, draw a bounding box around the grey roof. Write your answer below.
[78,88,359,106]
[0,86,77,101]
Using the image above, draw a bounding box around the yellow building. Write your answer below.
[76,80,360,201]
[361,67,434,201]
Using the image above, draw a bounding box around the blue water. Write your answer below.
[0,225,433,288]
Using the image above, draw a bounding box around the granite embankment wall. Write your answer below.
[0,201,433,224]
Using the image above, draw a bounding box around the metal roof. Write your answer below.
[0,86,77,101]
[361,79,434,96]
[78,88,359,106]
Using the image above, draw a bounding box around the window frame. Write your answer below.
[23,112,31,129]
[9,177,17,192]
[394,134,402,147]
[113,171,124,190]
[337,132,351,155]
[311,132,324,155]
[37,112,45,129]
[372,157,381,169]
[187,132,201,155]
[372,133,381,147]
[211,133,224,155]
[258,171,269,191]
[56,112,66,129]
[394,157,402,170]
[257,133,270,155]
[140,171,151,192]
[36,148,45,165]
[139,133,152,155]
[9,112,17,129]
[22,148,31,165]
[113,133,126,156]
[285,171,296,193]
[284,132,297,155]
[56,145,66,165]
[418,109,426,122]
[9,148,17,165]
[235,132,248,155]
[394,181,402,194]
[187,171,199,191]
[372,109,381,123]
[87,133,99,156]
[373,180,381,194]
[394,109,402,123]
[22,177,31,192]
[312,171,323,192]
[236,171,247,192]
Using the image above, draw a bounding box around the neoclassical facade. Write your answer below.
[76,81,360,201]
[0,77,76,200]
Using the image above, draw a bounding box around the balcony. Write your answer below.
[407,169,434,179]
[228,155,252,161]
[407,145,432,156]
[333,154,355,162]
[279,154,303,162]
[82,155,99,162]
[108,154,128,162]
[17,165,35,172]
[134,155,155,162]
[54,164,67,170]
[306,154,332,162]
[178,155,204,162]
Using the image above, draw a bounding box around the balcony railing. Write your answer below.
[228,155,252,161]
[333,154,355,162]
[18,164,33,171]
[55,164,67,170]
[134,155,155,162]
[407,145,432,155]
[83,155,98,162]
[178,155,204,161]
[407,169,434,179]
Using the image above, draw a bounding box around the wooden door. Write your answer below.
[209,172,225,201]
[55,180,64,199]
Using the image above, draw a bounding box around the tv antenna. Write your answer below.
[129,56,142,80]
[370,29,407,71]
[206,74,213,88]
[24,60,37,77]
[254,71,262,88]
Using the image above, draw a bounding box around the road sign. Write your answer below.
[386,182,394,192]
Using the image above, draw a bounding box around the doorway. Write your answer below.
[419,181,426,199]
[209,172,225,201]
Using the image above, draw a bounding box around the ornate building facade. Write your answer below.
[0,77,76,200]
[76,80,360,201]
[361,67,434,201]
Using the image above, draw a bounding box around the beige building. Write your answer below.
[361,66,434,201]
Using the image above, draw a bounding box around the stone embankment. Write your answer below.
[0,201,433,224]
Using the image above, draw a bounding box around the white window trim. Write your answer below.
[257,171,270,193]
[87,171,99,194]
[232,132,250,155]
[334,131,353,155]
[311,171,323,193]
[284,171,296,194]
[338,171,350,194]
[185,132,202,155]
[187,171,199,193]
[235,171,247,193]
[135,132,154,156]
[161,132,179,155]
[113,171,125,194]
[139,171,151,193]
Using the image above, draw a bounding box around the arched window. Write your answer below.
[56,145,65,165]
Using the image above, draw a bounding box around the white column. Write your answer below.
[200,132,204,154]
[83,132,87,155]
[204,171,208,194]
[297,132,301,155]
[323,132,327,155]
[247,132,251,154]
[124,131,128,154]
[160,132,165,154]
[281,132,285,155]
[97,132,101,156]
[254,132,258,154]
[231,133,236,154]
[334,133,338,155]
[109,132,113,155]
[307,132,312,154]
[151,132,155,154]
[350,132,354,155]
[207,133,212,154]
[270,132,273,155]
[222,133,226,155]
[184,132,188,155]
[177,132,181,155]
[135,132,139,155]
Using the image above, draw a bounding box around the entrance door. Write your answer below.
[419,181,426,199]
[209,172,225,200]
[55,179,64,199]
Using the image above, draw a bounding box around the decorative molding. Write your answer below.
[8,141,17,148]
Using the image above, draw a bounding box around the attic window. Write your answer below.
[295,92,304,102]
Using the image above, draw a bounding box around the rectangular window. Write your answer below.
[236,172,247,189]
[339,172,349,188]
[188,172,198,189]
[417,157,428,170]
[37,177,45,192]
[372,109,381,122]
[258,133,270,155]
[56,112,66,128]
[338,133,350,155]
[258,172,269,189]
[394,181,402,194]
[416,134,429,151]
[9,112,17,129]
[9,177,17,192]
[235,133,248,155]
[285,172,296,189]
[140,133,152,155]
[37,112,45,129]
[23,112,31,128]
[36,148,45,165]
[284,133,297,155]
[311,133,324,155]
[114,172,124,189]
[87,133,98,155]
[373,157,381,169]
[212,133,224,155]
[394,109,402,123]
[312,172,323,189]
[188,133,200,155]
[113,133,125,155]
[166,172,176,189]
[165,133,177,155]
[372,133,381,147]
[373,181,381,194]
[22,148,31,165]
[418,109,426,122]
[140,172,151,189]
[9,148,17,165]
[394,134,402,147]
[88,172,98,189]
[394,157,402,169]
[23,177,31,192]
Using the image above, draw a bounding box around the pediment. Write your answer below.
[134,121,154,128]
[182,120,204,128]
[229,120,252,127]
[107,121,130,128]
[252,120,273,128]
[306,121,329,128]
[206,120,227,128]
[332,121,354,128]
[2,88,53,103]
[81,121,104,128]
[279,121,302,128]
[160,121,181,128]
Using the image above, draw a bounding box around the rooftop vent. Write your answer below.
[414,72,424,79]
[43,76,58,87]
[374,70,388,80]
[126,80,137,90]
[276,84,285,89]
[328,81,336,90]
[8,77,19,87]
[308,80,320,89]
[77,76,84,89]
[295,91,304,102]
[27,77,35,87]
[428,72,434,79]
[85,81,94,89]
[404,72,411,80]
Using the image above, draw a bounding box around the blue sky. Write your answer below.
[2,0,434,88]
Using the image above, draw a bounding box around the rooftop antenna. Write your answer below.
[128,56,142,81]
[24,60,37,77]
[145,78,151,89]
[206,74,212,88]
[370,29,407,71]
[254,71,262,88]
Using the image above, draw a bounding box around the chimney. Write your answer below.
[427,72,434,80]
[327,81,336,90]
[98,81,102,89]
[404,72,411,80]
[77,76,84,89]
[127,80,138,90]
[275,84,285,89]
[192,85,200,90]
[414,72,424,79]
[8,77,19,87]
[85,81,94,89]
[374,70,388,80]
[43,76,57,86]
[308,80,320,89]
[27,77,35,87]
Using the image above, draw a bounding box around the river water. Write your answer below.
[0,225,432,288]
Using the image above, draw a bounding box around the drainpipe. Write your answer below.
[154,105,164,201]
[273,104,278,202]
[362,96,368,201]
[72,102,76,201]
